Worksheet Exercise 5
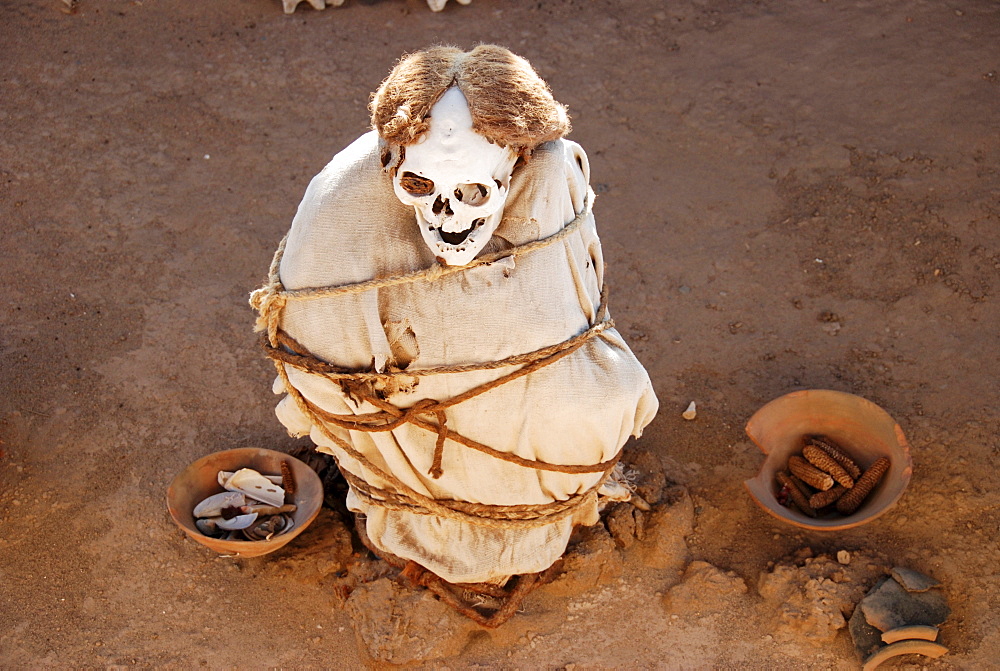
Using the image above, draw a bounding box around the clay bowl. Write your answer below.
[744,389,913,531]
[167,447,323,557]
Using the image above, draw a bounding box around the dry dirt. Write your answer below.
[2,0,998,668]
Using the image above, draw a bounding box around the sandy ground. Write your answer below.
[2,0,998,668]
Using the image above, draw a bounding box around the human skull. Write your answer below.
[392,87,518,267]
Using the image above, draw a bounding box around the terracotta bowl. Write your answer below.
[166,447,323,557]
[744,389,913,531]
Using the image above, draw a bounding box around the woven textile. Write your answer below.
[265,132,657,583]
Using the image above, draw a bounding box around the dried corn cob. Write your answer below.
[808,436,862,479]
[803,444,855,488]
[280,460,296,497]
[787,472,814,498]
[809,485,847,509]
[788,455,834,491]
[836,457,890,514]
[776,471,817,517]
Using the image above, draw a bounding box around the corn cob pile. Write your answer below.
[775,436,890,518]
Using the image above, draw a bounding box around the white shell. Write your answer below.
[215,512,258,530]
[195,518,221,536]
[223,468,286,507]
[193,491,246,518]
[682,401,697,420]
[217,470,283,487]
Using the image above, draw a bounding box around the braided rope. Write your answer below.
[250,195,592,348]
[252,195,618,527]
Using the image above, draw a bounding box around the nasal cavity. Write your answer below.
[432,195,455,216]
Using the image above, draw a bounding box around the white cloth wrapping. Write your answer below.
[271,131,658,583]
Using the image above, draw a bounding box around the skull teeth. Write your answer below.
[439,227,473,245]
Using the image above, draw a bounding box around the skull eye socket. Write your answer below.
[399,172,435,197]
[453,183,490,207]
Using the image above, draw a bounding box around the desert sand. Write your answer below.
[1,0,998,668]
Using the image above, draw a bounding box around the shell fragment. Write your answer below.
[222,468,286,507]
[217,470,283,487]
[192,466,295,541]
[193,491,246,518]
[214,512,258,530]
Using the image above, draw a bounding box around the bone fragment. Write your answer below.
[282,0,325,14]
[630,494,652,512]
[222,468,286,507]
[218,470,283,486]
[241,503,297,516]
[861,639,948,670]
[283,0,468,12]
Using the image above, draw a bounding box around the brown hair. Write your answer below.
[370,45,570,159]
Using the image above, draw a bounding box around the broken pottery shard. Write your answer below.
[861,639,948,671]
[849,596,885,661]
[881,624,939,644]
[860,574,950,632]
[890,566,941,593]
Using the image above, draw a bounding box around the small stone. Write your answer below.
[837,550,851,565]
[606,502,637,549]
[635,471,666,506]
[682,401,697,420]
[890,567,941,593]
